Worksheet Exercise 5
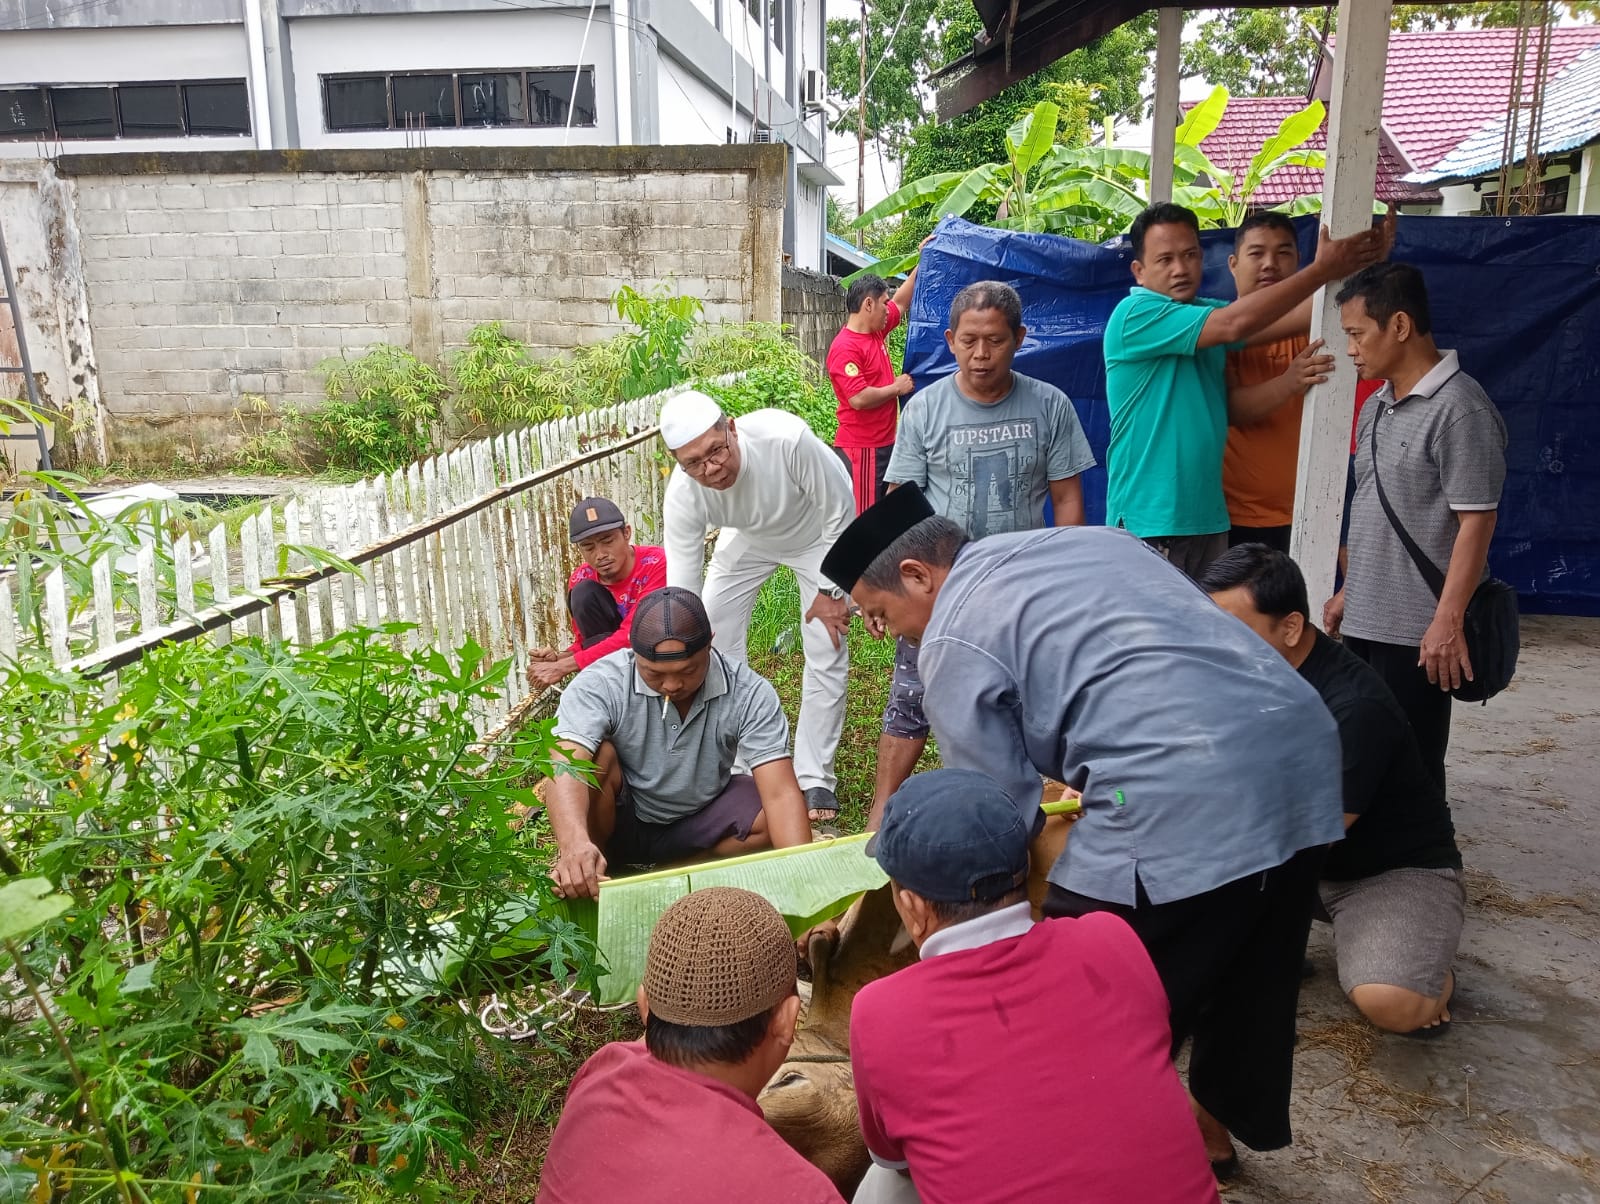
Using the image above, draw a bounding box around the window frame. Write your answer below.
[0,78,251,143]
[319,67,598,133]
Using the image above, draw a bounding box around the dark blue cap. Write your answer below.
[865,769,1031,903]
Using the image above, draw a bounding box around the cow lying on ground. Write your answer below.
[758,805,1076,1195]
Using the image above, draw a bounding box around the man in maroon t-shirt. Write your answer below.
[850,770,1220,1204]
[827,255,925,515]
[527,495,668,688]
[538,888,843,1204]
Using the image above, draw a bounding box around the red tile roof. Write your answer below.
[1186,96,1435,207]
[1323,24,1600,171]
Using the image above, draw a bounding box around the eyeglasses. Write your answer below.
[679,437,733,476]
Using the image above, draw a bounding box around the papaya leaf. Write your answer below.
[0,877,71,943]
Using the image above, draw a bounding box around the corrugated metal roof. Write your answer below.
[1329,25,1600,172]
[1189,96,1436,206]
[1406,42,1600,183]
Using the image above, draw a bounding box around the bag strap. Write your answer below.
[1368,402,1448,599]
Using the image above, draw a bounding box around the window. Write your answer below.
[0,79,249,141]
[460,72,526,126]
[392,73,456,129]
[324,76,389,131]
[0,89,49,138]
[184,81,251,135]
[529,69,595,126]
[50,87,118,139]
[769,0,785,51]
[1479,172,1571,217]
[118,84,184,136]
[322,68,596,131]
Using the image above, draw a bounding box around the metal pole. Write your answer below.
[856,0,867,248]
[0,217,51,474]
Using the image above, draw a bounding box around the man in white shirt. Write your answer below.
[660,391,855,827]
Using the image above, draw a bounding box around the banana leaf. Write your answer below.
[540,834,890,1006]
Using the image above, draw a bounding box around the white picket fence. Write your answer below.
[0,393,672,739]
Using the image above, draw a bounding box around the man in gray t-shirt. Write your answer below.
[544,588,811,899]
[870,280,1097,827]
[1325,264,1506,791]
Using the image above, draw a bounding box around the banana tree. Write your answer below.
[844,87,1333,281]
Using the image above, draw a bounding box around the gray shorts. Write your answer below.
[880,635,929,740]
[1318,866,1465,997]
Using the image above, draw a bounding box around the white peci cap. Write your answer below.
[659,390,725,451]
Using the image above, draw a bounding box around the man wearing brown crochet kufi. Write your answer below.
[538,888,844,1203]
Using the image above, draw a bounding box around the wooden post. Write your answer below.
[1290,0,1392,619]
[1149,8,1182,204]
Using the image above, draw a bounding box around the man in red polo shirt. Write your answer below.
[849,769,1220,1204]
[527,495,667,687]
[538,887,843,1203]
[827,256,925,515]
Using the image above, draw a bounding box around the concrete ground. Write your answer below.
[1225,616,1600,1203]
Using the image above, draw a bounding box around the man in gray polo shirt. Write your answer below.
[823,486,1344,1179]
[545,587,812,899]
[1325,263,1507,789]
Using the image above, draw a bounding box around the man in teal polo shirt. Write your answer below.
[1104,203,1390,578]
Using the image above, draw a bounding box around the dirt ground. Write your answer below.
[1225,615,1600,1203]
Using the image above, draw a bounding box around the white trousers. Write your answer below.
[701,532,847,793]
[853,1165,922,1204]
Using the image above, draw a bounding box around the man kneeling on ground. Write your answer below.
[527,495,668,688]
[849,768,1220,1204]
[538,887,845,1203]
[545,587,811,899]
[1203,544,1462,1036]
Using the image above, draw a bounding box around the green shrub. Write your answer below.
[0,629,594,1200]
[614,285,704,400]
[313,345,446,473]
[699,364,836,444]
[449,321,568,430]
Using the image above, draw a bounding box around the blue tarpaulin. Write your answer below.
[901,214,1600,616]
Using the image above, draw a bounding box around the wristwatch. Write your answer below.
[822,586,847,601]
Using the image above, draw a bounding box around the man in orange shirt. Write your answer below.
[1223,213,1337,552]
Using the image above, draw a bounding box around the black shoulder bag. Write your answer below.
[1369,406,1518,703]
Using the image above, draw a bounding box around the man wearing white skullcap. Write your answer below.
[659,391,855,831]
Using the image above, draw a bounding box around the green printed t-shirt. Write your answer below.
[1103,287,1239,538]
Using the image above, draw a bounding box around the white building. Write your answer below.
[0,0,836,269]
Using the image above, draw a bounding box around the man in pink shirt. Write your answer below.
[528,495,667,687]
[538,887,843,1204]
[850,770,1220,1204]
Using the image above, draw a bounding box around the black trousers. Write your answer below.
[1344,636,1453,790]
[568,579,623,649]
[1042,845,1325,1152]
[1229,524,1292,554]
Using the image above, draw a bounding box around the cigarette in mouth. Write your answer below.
[662,693,670,721]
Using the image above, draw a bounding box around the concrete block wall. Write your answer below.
[4,145,786,464]
[780,264,847,364]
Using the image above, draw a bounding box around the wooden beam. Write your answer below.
[1290,0,1392,618]
[1149,7,1182,203]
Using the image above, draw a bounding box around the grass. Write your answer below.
[745,567,939,831]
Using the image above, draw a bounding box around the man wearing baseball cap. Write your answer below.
[545,587,811,899]
[658,389,855,830]
[848,769,1219,1204]
[527,495,668,688]
[539,887,843,1203]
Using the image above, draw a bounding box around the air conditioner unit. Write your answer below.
[752,126,775,144]
[803,68,825,112]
